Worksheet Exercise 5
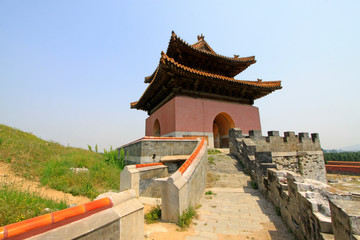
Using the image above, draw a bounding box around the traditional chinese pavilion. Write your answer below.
[131,32,281,148]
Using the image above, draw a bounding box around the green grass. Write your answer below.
[207,149,222,155]
[144,205,161,224]
[251,181,258,189]
[0,184,67,226]
[0,124,120,199]
[208,156,216,165]
[177,205,197,230]
[205,190,216,195]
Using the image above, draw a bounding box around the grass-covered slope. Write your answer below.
[0,184,67,226]
[0,124,120,199]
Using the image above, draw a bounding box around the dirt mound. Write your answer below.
[0,162,90,205]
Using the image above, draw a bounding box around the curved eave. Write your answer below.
[144,67,159,83]
[161,52,281,89]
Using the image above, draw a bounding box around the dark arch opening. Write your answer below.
[213,112,235,148]
[153,119,161,137]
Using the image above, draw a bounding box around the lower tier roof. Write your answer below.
[131,52,281,114]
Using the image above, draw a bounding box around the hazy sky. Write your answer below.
[1,1,359,150]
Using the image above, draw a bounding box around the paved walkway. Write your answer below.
[187,151,294,240]
[144,151,294,240]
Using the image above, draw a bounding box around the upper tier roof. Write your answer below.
[155,31,256,79]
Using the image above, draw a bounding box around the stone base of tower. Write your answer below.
[162,131,215,148]
[145,96,262,148]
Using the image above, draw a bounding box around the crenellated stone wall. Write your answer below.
[229,128,360,240]
[229,128,327,183]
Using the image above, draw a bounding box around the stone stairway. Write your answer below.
[186,151,295,240]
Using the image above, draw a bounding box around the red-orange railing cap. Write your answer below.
[52,205,86,223]
[5,214,52,238]
[135,162,164,168]
[0,227,4,240]
[0,197,116,239]
[84,197,112,212]
[178,137,205,175]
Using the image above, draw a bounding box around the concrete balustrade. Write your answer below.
[157,138,207,222]
[120,137,208,222]
[0,190,143,240]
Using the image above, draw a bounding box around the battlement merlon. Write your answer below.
[230,129,322,152]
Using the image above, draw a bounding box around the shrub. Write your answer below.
[251,181,258,189]
[103,146,125,170]
[177,205,197,229]
[145,205,161,224]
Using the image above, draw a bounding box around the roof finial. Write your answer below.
[171,31,177,39]
[197,34,204,41]
[234,54,239,58]
[257,78,263,82]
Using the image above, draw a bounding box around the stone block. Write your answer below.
[249,129,262,138]
[229,128,242,139]
[330,199,360,240]
[268,131,280,136]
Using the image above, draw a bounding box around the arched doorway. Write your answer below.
[212,112,235,148]
[153,119,161,137]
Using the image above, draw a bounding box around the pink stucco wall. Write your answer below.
[145,96,261,136]
[145,98,176,136]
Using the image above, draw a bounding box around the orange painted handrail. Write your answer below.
[178,137,205,174]
[0,197,112,240]
[135,162,164,168]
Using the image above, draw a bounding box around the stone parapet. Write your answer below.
[157,138,208,222]
[118,137,198,164]
[120,164,168,197]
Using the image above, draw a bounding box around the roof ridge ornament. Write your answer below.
[197,34,205,41]
[171,31,177,40]
[234,55,239,58]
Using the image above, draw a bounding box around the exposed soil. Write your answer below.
[0,162,90,205]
